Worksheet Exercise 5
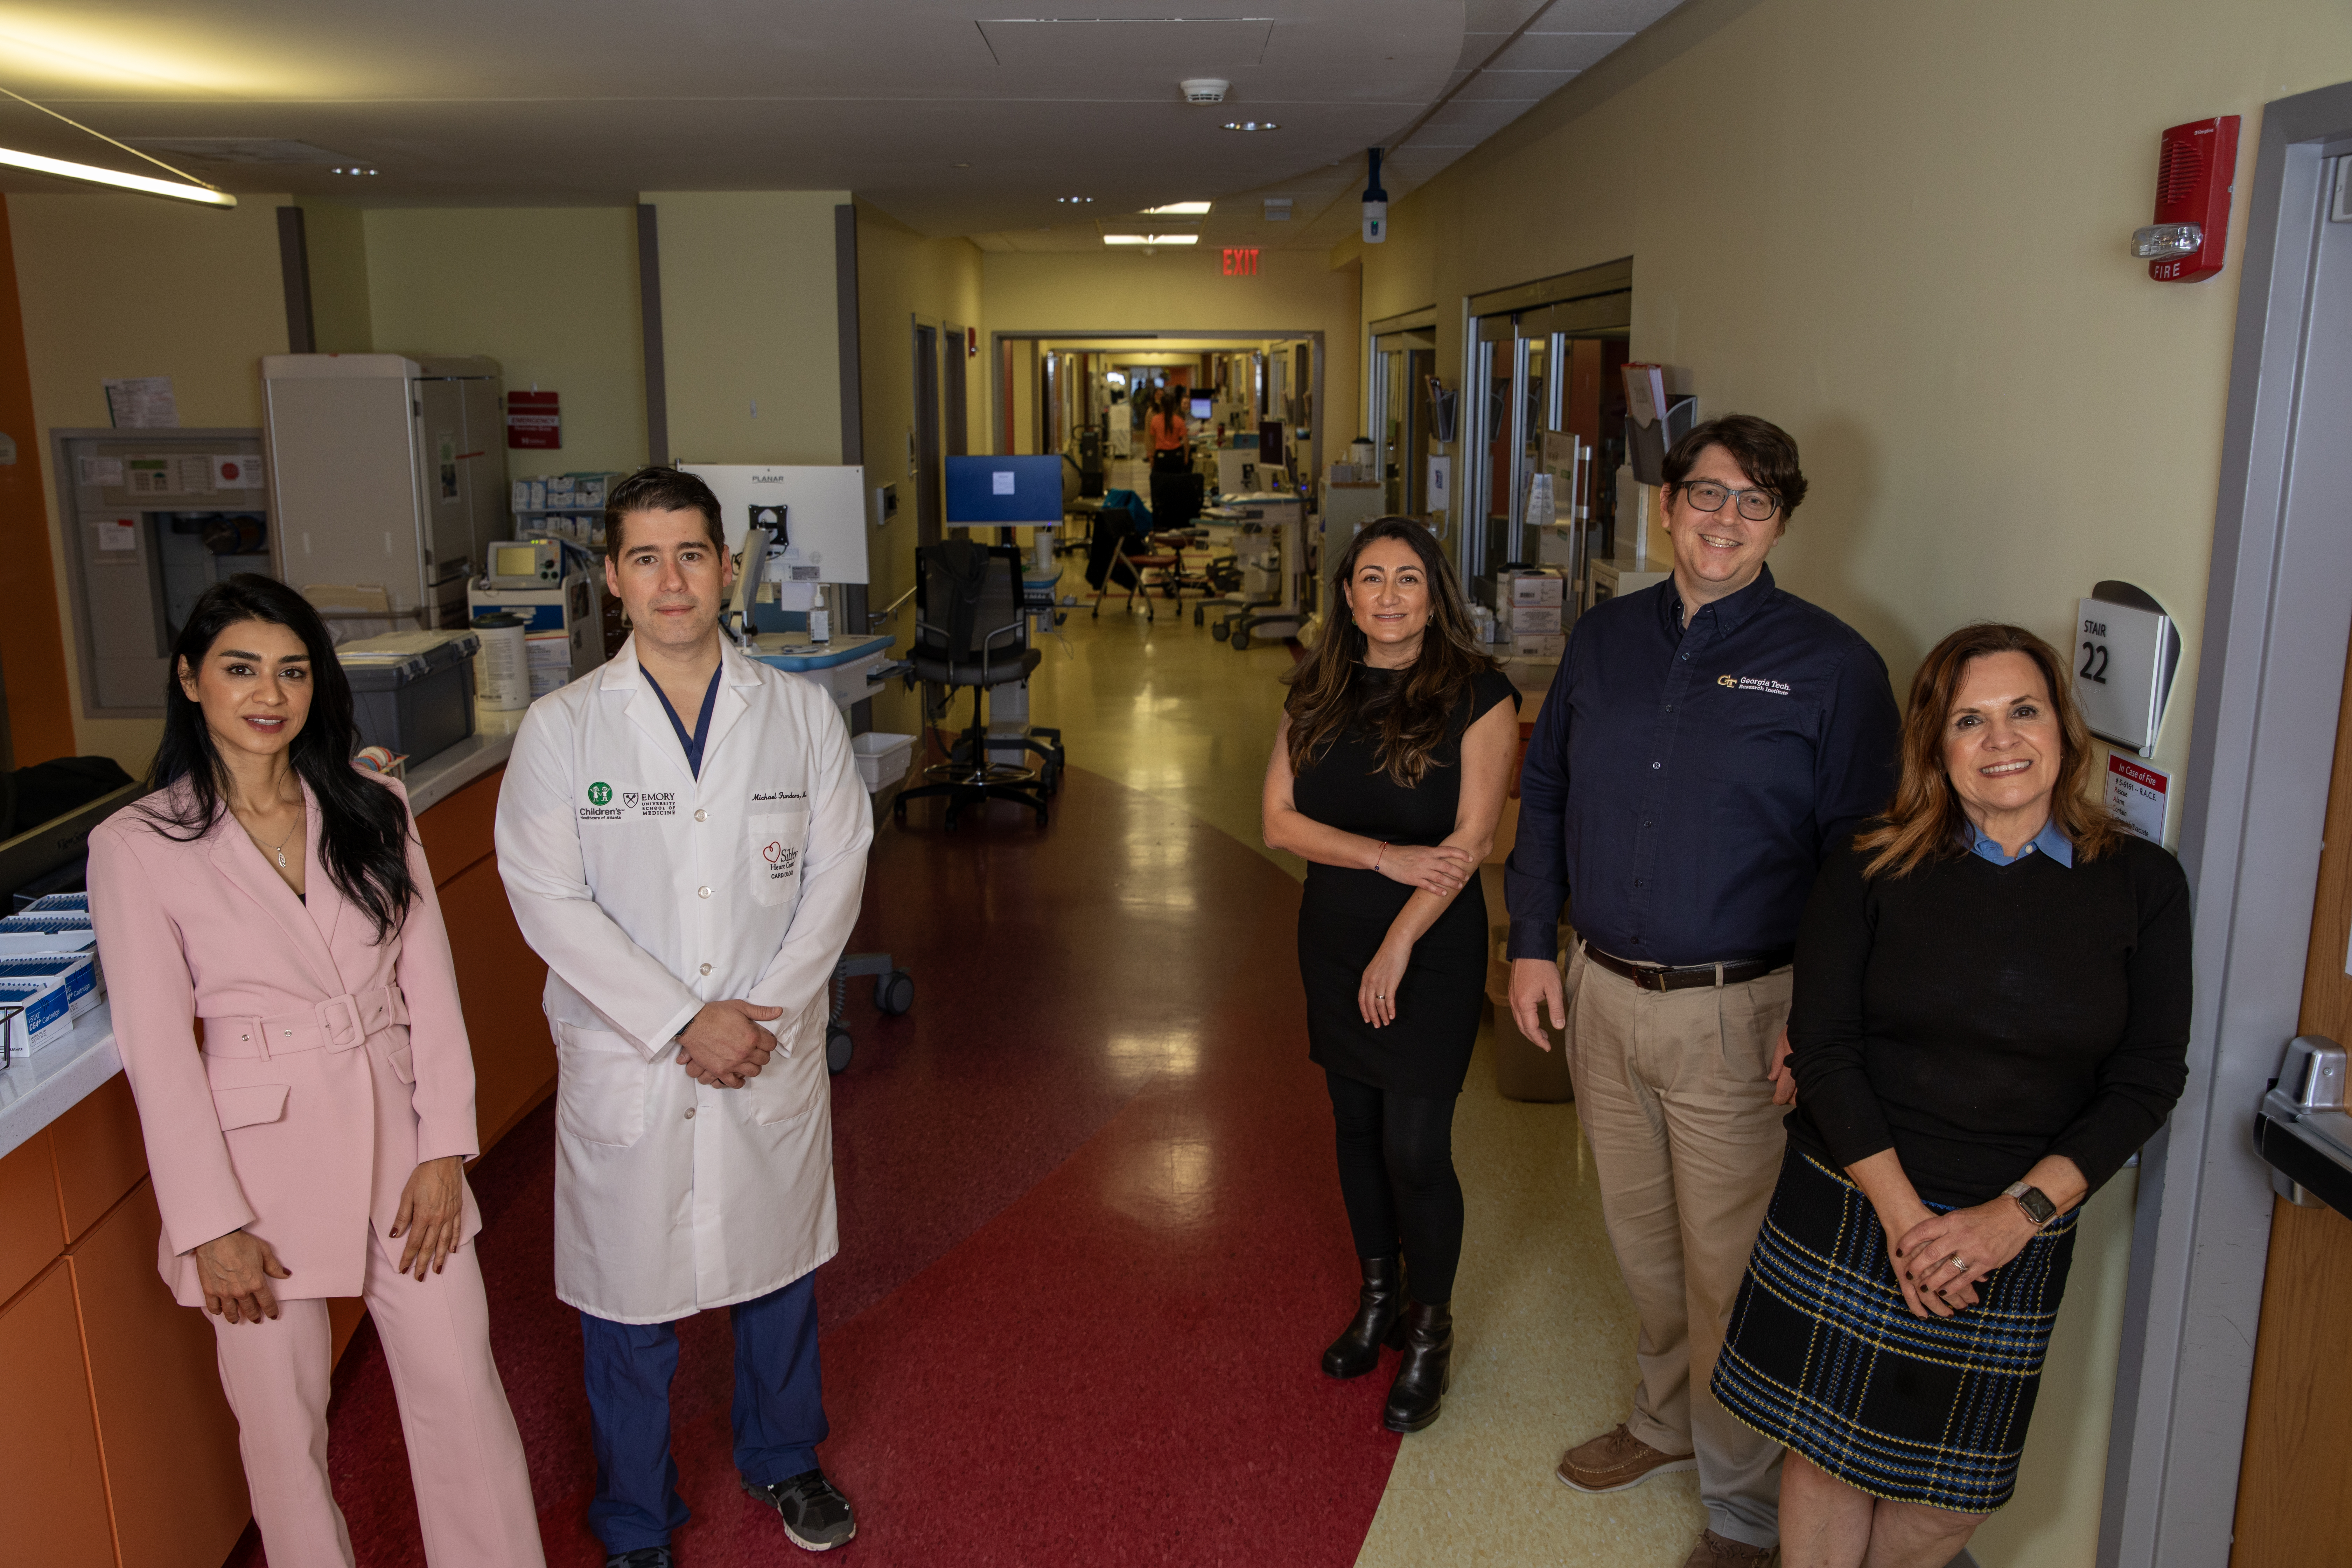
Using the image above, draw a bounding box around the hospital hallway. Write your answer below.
[250,607,1698,1568]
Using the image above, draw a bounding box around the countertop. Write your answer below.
[0,1004,119,1161]
[402,705,525,814]
[0,704,529,1162]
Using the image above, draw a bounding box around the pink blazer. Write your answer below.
[86,773,481,1306]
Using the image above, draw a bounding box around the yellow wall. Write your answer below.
[1348,3,2352,1564]
[853,202,984,737]
[646,190,848,468]
[298,200,371,354]
[360,206,647,483]
[6,192,294,771]
[983,247,1361,472]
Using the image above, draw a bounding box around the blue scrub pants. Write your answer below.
[580,1273,828,1553]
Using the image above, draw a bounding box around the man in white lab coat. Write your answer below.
[495,467,872,1564]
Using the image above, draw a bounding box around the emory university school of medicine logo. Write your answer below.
[588,782,612,806]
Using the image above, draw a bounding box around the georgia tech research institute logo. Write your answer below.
[1718,674,1794,696]
[588,782,612,806]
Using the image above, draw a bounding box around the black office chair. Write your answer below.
[893,539,1055,831]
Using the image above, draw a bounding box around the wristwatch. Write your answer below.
[2005,1181,2058,1228]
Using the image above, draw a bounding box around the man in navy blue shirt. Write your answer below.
[1506,416,1898,1568]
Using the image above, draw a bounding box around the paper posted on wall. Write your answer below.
[2105,752,2170,843]
[102,376,176,429]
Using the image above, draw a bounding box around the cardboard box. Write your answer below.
[0,953,100,1016]
[25,893,88,914]
[0,913,96,957]
[1511,633,1567,659]
[1506,603,1563,633]
[1507,572,1565,606]
[0,975,74,1059]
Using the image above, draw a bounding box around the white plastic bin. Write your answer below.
[851,732,916,794]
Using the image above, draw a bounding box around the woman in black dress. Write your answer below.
[1710,623,2190,1566]
[1262,517,1518,1433]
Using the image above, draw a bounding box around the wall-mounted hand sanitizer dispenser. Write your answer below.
[2074,581,2181,757]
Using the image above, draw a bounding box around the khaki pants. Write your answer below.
[1566,943,1791,1550]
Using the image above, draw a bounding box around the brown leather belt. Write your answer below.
[1582,943,1791,993]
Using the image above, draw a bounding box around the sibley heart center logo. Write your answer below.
[763,841,786,866]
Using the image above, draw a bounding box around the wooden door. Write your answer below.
[2230,632,2352,1564]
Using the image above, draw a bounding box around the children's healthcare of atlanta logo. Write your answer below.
[588,782,613,806]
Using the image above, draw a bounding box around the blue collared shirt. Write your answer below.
[1969,817,2074,867]
[1504,565,1901,966]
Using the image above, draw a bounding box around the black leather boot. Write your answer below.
[1321,1255,1407,1379]
[1382,1299,1453,1432]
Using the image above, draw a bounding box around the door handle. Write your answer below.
[2256,1036,2352,1213]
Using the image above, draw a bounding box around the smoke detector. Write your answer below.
[1181,78,1230,104]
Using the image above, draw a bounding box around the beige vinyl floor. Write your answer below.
[1026,601,1712,1567]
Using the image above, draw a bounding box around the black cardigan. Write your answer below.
[1785,827,2192,1208]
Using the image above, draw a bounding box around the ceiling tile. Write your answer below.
[1452,69,1576,102]
[1492,30,1637,71]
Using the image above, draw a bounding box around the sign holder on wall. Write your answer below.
[2074,580,2181,758]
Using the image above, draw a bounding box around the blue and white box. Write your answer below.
[0,953,100,1016]
[0,911,96,957]
[26,893,90,914]
[0,975,73,1059]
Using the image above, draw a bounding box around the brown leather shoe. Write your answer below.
[1554,1423,1698,1493]
[1681,1528,1776,1566]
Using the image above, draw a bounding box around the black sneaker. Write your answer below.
[606,1551,672,1568]
[746,1468,858,1552]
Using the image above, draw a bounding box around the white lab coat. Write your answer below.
[494,636,872,1323]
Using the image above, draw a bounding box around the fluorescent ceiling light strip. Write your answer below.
[0,144,235,205]
[1144,201,1211,215]
[1104,233,1200,245]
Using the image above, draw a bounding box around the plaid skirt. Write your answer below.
[1710,1147,2078,1513]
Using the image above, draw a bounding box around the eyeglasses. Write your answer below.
[1676,479,1780,522]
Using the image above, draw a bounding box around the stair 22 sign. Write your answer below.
[2074,581,2181,757]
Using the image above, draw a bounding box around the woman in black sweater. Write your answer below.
[1710,623,2190,1568]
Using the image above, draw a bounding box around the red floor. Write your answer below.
[226,766,1398,1566]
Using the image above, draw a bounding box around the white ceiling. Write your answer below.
[0,0,1681,251]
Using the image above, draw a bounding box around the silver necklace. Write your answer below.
[263,827,295,870]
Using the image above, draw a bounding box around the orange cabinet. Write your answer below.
[0,1128,65,1305]
[67,1180,249,1568]
[51,1075,149,1242]
[416,767,556,1147]
[0,1264,117,1567]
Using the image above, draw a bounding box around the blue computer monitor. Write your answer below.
[945,455,1066,525]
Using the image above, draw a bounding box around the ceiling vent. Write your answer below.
[1182,78,1230,104]
[1264,197,1293,221]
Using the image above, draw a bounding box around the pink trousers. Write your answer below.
[208,1236,545,1568]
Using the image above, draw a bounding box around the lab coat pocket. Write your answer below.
[747,807,811,908]
[554,1023,650,1149]
[213,1083,290,1131]
[745,1034,823,1129]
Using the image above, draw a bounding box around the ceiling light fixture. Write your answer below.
[331,166,378,177]
[1056,196,1093,203]
[1103,233,1200,246]
[0,144,236,206]
[1223,120,1279,132]
[1144,201,1211,215]
[0,83,233,208]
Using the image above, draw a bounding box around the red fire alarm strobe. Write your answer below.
[507,389,561,450]
[2134,115,2240,283]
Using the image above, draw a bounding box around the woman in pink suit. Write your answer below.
[86,576,545,1568]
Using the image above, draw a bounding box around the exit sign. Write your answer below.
[1222,247,1260,276]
